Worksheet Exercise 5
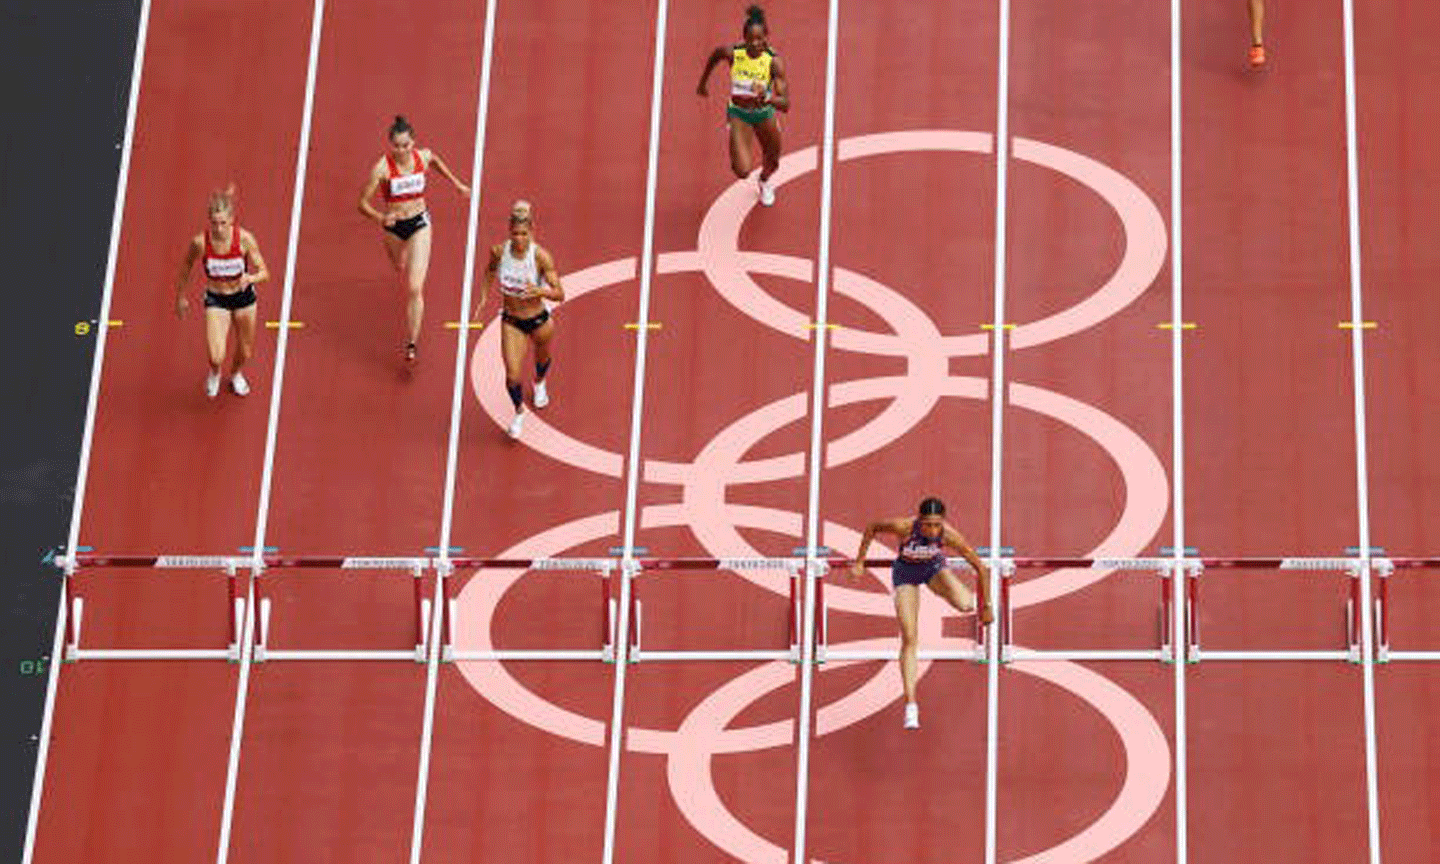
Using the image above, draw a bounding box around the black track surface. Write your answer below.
[0,1,142,856]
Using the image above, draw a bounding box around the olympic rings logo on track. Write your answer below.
[460,130,1171,863]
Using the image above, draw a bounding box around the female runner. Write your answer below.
[696,5,790,206]
[474,206,564,439]
[851,497,993,729]
[174,184,269,398]
[357,115,471,362]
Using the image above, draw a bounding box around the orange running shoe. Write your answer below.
[1249,44,1266,68]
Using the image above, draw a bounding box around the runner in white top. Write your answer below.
[474,203,564,439]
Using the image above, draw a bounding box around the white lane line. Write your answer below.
[1169,0,1189,861]
[214,2,326,862]
[601,0,670,861]
[1339,0,1383,860]
[984,0,1013,862]
[22,2,154,862]
[793,1,842,862]
[407,0,500,860]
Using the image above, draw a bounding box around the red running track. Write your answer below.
[29,1,1440,863]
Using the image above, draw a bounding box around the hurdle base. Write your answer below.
[632,649,798,663]
[449,649,610,661]
[1189,649,1356,662]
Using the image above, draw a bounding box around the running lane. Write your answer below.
[1000,1,1176,859]
[1183,2,1369,861]
[807,2,997,861]
[226,1,483,860]
[1354,1,1440,861]
[33,1,314,862]
[428,1,657,861]
[614,2,829,860]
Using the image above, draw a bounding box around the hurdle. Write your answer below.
[998,557,1181,663]
[253,557,432,663]
[56,554,247,662]
[628,558,802,663]
[444,557,618,662]
[1372,557,1440,662]
[1186,557,1363,663]
[814,557,995,664]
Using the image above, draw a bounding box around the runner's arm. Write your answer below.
[697,46,729,96]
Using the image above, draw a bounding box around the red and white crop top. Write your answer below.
[203,229,246,282]
[383,151,427,202]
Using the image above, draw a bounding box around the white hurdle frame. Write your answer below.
[1372,558,1440,662]
[816,557,992,664]
[1001,558,1178,663]
[444,558,616,663]
[253,557,431,663]
[629,558,803,663]
[59,555,245,662]
[1186,558,1365,663]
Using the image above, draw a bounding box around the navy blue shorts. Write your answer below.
[892,560,943,589]
[204,286,257,311]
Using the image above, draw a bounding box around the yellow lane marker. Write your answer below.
[264,321,305,329]
[444,321,487,330]
[1157,322,1198,330]
[980,323,1016,331]
[623,322,662,331]
[804,322,841,330]
[1338,321,1378,330]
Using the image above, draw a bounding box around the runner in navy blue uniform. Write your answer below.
[851,497,993,729]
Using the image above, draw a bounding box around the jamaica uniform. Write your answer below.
[727,44,777,125]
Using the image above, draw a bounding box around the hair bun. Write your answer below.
[746,4,765,23]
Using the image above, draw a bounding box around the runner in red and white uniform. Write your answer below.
[358,115,471,363]
[174,184,270,398]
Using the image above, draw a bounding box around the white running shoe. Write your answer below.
[230,372,250,397]
[533,380,550,409]
[508,411,525,439]
[903,702,920,730]
[205,371,221,398]
[759,180,776,207]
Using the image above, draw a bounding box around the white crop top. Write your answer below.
[497,240,539,298]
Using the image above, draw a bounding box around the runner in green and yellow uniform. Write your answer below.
[697,5,790,206]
